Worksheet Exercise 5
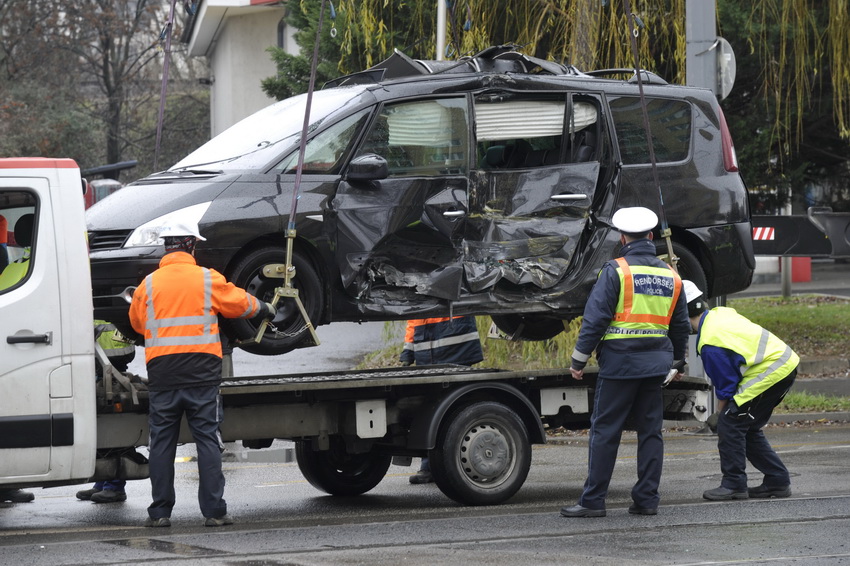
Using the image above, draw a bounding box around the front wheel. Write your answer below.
[430,401,531,505]
[295,439,391,496]
[223,246,324,356]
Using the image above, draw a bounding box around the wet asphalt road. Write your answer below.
[1,423,848,565]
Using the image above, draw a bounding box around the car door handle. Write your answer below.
[551,194,588,202]
[443,210,466,217]
[7,332,53,345]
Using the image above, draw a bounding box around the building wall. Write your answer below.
[209,9,292,137]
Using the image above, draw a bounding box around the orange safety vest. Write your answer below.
[129,252,262,363]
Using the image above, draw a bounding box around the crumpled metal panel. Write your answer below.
[461,163,599,293]
[333,161,598,310]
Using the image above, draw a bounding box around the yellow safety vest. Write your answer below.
[603,257,682,340]
[697,307,799,405]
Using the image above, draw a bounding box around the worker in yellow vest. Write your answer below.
[683,281,798,501]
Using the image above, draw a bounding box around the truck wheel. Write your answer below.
[295,439,391,496]
[430,401,531,505]
[223,246,323,356]
[490,314,567,341]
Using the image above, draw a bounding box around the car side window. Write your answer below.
[474,96,599,169]
[276,108,371,174]
[609,96,692,164]
[354,98,469,177]
[0,191,37,293]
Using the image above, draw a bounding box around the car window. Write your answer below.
[474,97,599,169]
[609,97,691,164]
[275,108,371,174]
[354,98,470,177]
[0,191,37,293]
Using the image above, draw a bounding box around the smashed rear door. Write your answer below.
[465,93,602,291]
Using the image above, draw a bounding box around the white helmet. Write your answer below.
[159,220,206,241]
[682,280,702,303]
[682,280,706,316]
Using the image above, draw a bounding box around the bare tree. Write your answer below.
[0,0,209,178]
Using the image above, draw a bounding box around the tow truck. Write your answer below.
[0,158,710,506]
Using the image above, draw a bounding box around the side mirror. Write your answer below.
[345,154,389,183]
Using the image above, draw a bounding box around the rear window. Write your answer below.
[610,97,691,164]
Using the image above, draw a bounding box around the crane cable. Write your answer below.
[247,0,330,346]
[620,0,678,270]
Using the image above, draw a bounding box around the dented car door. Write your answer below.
[332,97,471,301]
[464,93,603,292]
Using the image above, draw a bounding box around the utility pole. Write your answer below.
[685,0,717,93]
[436,1,446,61]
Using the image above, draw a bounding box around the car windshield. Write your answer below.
[170,85,370,172]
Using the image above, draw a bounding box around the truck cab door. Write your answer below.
[331,97,471,302]
[0,160,96,486]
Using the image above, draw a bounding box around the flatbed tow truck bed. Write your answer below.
[95,364,710,505]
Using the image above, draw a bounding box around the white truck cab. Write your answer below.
[0,158,97,489]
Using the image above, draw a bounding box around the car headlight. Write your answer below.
[124,201,213,248]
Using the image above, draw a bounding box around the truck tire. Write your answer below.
[430,401,531,505]
[223,246,323,356]
[295,439,391,497]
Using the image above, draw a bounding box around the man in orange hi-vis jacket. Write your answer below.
[129,219,275,529]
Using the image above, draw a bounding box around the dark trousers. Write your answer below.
[717,369,797,491]
[580,375,665,510]
[148,386,226,519]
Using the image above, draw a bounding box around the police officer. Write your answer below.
[560,207,690,518]
[129,219,275,527]
[682,281,798,501]
[400,316,484,484]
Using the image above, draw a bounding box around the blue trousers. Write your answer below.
[717,370,796,491]
[579,375,665,510]
[148,386,226,519]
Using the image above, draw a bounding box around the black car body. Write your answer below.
[87,47,754,355]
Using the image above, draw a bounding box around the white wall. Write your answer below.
[209,10,292,137]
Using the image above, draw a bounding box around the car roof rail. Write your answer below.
[584,68,668,85]
[324,45,589,88]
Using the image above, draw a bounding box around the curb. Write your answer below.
[769,411,850,424]
[799,357,850,375]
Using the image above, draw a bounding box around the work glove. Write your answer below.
[264,302,277,320]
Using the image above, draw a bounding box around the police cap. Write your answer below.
[611,207,658,235]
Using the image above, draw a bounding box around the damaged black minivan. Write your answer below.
[87,47,755,355]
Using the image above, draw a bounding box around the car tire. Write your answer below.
[490,314,566,341]
[657,241,708,297]
[223,246,323,356]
